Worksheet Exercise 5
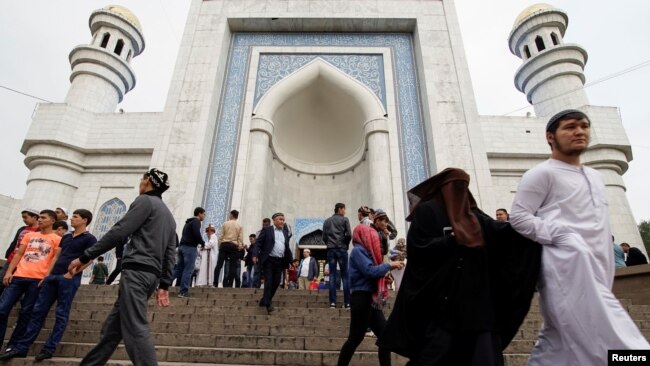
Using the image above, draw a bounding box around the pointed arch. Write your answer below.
[84,197,127,283]
[93,197,127,239]
[114,39,125,55]
[251,58,388,174]
[535,36,546,52]
[100,32,110,48]
[254,58,386,121]
[550,32,560,46]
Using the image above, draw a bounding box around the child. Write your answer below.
[318,278,328,290]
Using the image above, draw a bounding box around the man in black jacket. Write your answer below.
[322,203,352,308]
[253,213,293,314]
[177,207,205,297]
[68,168,177,366]
[621,242,648,266]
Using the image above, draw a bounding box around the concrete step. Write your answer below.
[33,331,377,352]
[26,329,551,351]
[504,354,530,366]
[10,311,353,326]
[15,343,410,366]
[2,284,646,366]
[0,359,276,366]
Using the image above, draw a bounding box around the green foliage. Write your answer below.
[639,220,650,254]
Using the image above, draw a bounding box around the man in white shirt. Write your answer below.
[510,109,649,366]
[297,249,318,290]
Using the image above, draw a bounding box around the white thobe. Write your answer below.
[390,258,406,292]
[510,159,649,365]
[196,235,218,286]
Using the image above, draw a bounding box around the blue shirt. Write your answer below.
[270,226,286,258]
[51,231,98,276]
[613,243,626,268]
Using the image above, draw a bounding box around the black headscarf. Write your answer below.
[406,168,482,247]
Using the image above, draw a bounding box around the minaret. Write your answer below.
[65,5,144,113]
[19,5,145,212]
[508,3,589,117]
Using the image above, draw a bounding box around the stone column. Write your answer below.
[584,150,645,255]
[364,118,393,212]
[242,118,274,231]
[21,144,82,212]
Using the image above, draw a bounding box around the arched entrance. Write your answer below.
[239,58,394,241]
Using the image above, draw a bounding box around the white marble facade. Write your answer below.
[0,1,643,258]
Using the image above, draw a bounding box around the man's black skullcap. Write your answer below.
[272,212,284,219]
[546,109,590,132]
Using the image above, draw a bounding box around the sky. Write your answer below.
[0,1,648,222]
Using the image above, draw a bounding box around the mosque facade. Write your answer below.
[0,1,642,269]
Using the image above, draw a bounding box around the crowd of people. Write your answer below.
[1,110,649,365]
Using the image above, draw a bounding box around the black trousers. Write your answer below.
[260,257,284,307]
[224,255,241,288]
[337,291,391,366]
[213,244,237,287]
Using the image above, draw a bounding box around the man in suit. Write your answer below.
[253,212,293,314]
[621,242,648,266]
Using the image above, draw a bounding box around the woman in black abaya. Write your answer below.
[377,168,541,366]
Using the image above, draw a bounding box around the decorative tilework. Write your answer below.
[204,33,429,229]
[294,218,325,244]
[254,54,385,108]
[83,197,127,281]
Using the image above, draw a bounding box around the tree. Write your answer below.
[639,220,650,254]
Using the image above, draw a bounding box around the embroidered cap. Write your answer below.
[145,168,170,192]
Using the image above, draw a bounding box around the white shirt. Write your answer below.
[270,226,285,258]
[299,257,311,277]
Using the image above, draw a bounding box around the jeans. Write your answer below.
[13,274,80,354]
[327,248,351,305]
[177,245,198,295]
[337,291,390,366]
[246,263,261,288]
[0,277,41,346]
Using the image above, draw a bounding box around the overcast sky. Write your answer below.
[1,1,648,222]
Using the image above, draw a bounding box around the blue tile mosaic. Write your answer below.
[204,33,429,229]
[255,54,385,109]
[293,218,326,245]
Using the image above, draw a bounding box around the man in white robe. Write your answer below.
[510,109,649,366]
[196,224,218,286]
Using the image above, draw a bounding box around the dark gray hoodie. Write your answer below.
[81,192,177,289]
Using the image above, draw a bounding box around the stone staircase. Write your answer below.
[4,285,650,365]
